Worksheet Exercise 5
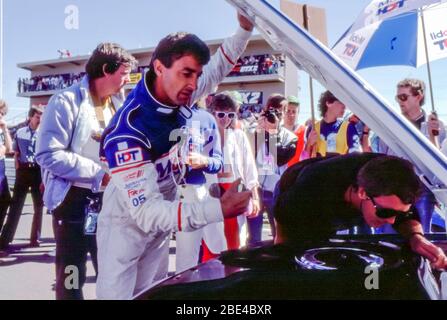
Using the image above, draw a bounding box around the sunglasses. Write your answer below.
[214,111,237,119]
[367,196,413,219]
[395,94,416,102]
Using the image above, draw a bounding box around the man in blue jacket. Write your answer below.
[96,13,254,299]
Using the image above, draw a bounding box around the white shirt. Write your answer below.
[73,104,114,190]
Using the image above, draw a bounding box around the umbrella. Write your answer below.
[332,0,447,111]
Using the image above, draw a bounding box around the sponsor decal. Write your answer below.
[122,169,145,182]
[240,91,263,105]
[343,43,360,58]
[115,147,143,166]
[342,32,365,58]
[349,33,366,46]
[376,0,407,16]
[431,29,447,51]
[433,39,447,51]
[127,188,145,198]
[156,145,185,183]
[240,65,259,73]
[124,178,147,190]
[156,153,174,182]
[238,91,264,119]
[124,179,146,190]
[228,54,284,77]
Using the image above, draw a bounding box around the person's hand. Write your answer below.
[427,113,441,136]
[410,234,447,270]
[257,116,277,133]
[186,152,209,169]
[220,178,252,219]
[101,173,111,187]
[348,114,360,124]
[247,198,260,219]
[363,124,370,133]
[306,129,318,147]
[237,12,254,32]
[0,118,7,129]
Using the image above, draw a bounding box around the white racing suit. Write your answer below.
[96,27,252,299]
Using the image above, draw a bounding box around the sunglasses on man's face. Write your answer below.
[367,196,412,219]
[214,111,236,119]
[395,93,416,102]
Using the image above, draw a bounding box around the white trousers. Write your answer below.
[96,185,170,299]
[175,184,226,273]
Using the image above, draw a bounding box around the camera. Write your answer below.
[261,108,281,124]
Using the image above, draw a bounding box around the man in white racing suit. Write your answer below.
[96,14,254,299]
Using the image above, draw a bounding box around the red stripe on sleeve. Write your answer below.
[220,46,235,65]
[177,202,182,232]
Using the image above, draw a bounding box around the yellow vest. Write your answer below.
[315,120,349,157]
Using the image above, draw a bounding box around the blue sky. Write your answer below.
[2,0,446,123]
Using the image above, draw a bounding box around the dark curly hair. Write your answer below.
[318,90,338,117]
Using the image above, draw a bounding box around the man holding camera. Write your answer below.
[246,93,297,245]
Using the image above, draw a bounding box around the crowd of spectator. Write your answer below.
[17,73,86,93]
[17,53,284,95]
[227,53,284,77]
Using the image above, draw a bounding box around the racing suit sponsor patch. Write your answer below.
[115,147,143,167]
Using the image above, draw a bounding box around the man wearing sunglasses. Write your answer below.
[378,78,445,233]
[274,153,447,270]
[392,78,445,149]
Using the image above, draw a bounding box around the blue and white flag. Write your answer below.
[333,0,447,69]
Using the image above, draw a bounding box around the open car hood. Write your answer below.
[226,0,447,203]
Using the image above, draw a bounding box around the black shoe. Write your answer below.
[0,245,10,257]
[29,240,41,248]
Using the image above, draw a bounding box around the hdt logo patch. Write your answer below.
[115,147,143,166]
